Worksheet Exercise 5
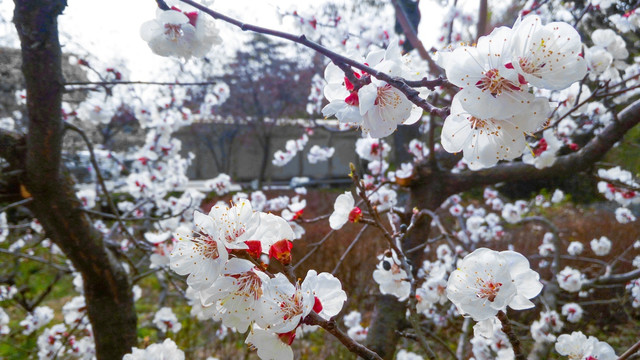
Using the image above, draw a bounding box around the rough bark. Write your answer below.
[12,1,137,359]
[365,167,449,359]
[365,295,409,360]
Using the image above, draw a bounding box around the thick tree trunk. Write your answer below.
[13,1,137,358]
[365,167,451,358]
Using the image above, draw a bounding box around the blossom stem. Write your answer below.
[496,311,525,360]
[618,338,640,360]
[305,312,383,360]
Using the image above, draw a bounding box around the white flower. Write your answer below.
[0,308,9,335]
[62,296,88,326]
[367,160,388,176]
[557,266,583,292]
[561,303,583,323]
[522,129,563,169]
[355,137,390,161]
[307,145,335,164]
[76,188,96,209]
[170,211,229,290]
[343,311,362,328]
[140,7,221,60]
[208,199,262,250]
[502,203,523,224]
[0,213,8,243]
[441,88,550,170]
[323,42,425,138]
[272,150,296,167]
[347,324,368,342]
[20,306,54,335]
[329,192,361,230]
[153,307,182,333]
[301,270,347,320]
[438,26,529,110]
[245,325,293,360]
[204,173,233,195]
[446,248,543,321]
[199,258,269,332]
[373,251,411,301]
[123,338,185,360]
[551,189,564,203]
[257,273,314,333]
[395,163,414,180]
[555,331,616,360]
[567,241,584,256]
[590,236,612,256]
[508,15,587,90]
[408,139,429,160]
[615,207,636,223]
[76,94,116,125]
[397,349,424,360]
[530,310,563,343]
[370,186,397,212]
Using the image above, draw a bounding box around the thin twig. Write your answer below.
[64,122,141,248]
[618,339,640,360]
[497,311,525,360]
[0,198,32,213]
[332,224,368,275]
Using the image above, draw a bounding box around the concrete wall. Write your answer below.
[176,122,363,182]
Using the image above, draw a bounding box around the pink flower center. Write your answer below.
[348,207,362,223]
[374,84,401,107]
[164,23,184,41]
[476,279,502,302]
[475,68,521,96]
[467,116,488,130]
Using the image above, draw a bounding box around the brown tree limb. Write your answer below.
[12,1,137,358]
[305,312,383,360]
[443,98,640,192]
[390,0,442,76]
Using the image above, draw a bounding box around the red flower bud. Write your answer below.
[269,239,293,265]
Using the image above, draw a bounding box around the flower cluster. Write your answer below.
[446,248,543,323]
[322,40,428,138]
[169,200,347,359]
[438,15,588,170]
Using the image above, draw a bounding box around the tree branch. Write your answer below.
[444,99,640,192]
[178,0,448,118]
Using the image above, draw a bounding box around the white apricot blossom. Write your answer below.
[123,338,185,360]
[199,258,270,332]
[322,41,425,138]
[590,236,612,256]
[153,307,182,333]
[170,211,229,290]
[208,199,261,250]
[329,191,361,230]
[557,266,583,292]
[245,325,293,360]
[508,15,587,90]
[555,331,616,360]
[140,6,221,60]
[561,303,583,323]
[441,88,550,170]
[373,251,411,301]
[446,248,543,321]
